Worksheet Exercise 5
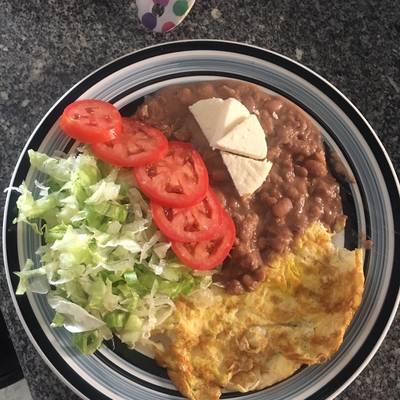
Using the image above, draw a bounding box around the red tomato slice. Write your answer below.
[171,210,236,270]
[134,141,209,208]
[151,189,223,242]
[60,99,122,144]
[91,118,168,167]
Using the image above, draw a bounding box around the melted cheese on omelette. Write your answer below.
[150,223,364,400]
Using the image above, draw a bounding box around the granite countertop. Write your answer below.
[0,1,399,399]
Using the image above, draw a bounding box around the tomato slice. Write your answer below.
[91,118,168,167]
[60,99,122,144]
[171,210,236,270]
[151,189,223,242]
[134,141,209,208]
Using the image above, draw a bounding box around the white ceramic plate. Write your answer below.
[3,40,400,400]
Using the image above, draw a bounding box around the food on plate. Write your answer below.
[220,151,273,197]
[14,78,364,400]
[137,80,346,294]
[190,97,271,196]
[214,113,268,160]
[92,118,168,167]
[171,209,236,271]
[134,141,209,208]
[15,149,213,352]
[60,99,122,144]
[152,222,364,400]
[151,189,223,242]
[189,97,250,145]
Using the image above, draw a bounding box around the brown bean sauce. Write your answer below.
[136,80,346,294]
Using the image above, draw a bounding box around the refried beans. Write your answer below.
[136,80,346,294]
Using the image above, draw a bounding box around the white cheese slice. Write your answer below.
[221,151,273,197]
[215,114,267,160]
[189,97,250,145]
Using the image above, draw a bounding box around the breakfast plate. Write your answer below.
[3,40,400,400]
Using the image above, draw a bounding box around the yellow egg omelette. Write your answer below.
[150,222,364,400]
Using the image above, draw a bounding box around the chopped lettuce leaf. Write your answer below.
[16,184,59,221]
[106,221,122,235]
[140,231,162,262]
[128,188,149,219]
[47,295,105,333]
[34,180,50,197]
[72,330,103,355]
[44,224,68,244]
[15,259,49,295]
[28,150,73,183]
[85,181,121,204]
[101,238,142,254]
[153,242,171,259]
[51,312,65,328]
[104,311,128,329]
[50,227,92,271]
[86,278,120,313]
[136,280,175,340]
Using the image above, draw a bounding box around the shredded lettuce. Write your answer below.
[72,330,104,355]
[15,259,49,295]
[28,150,73,183]
[47,295,107,333]
[14,149,210,354]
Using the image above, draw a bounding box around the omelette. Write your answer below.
[150,223,364,400]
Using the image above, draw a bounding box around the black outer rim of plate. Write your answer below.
[3,40,400,400]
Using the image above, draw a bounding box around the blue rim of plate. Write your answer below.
[2,40,400,400]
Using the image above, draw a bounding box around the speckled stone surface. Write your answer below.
[0,1,399,399]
